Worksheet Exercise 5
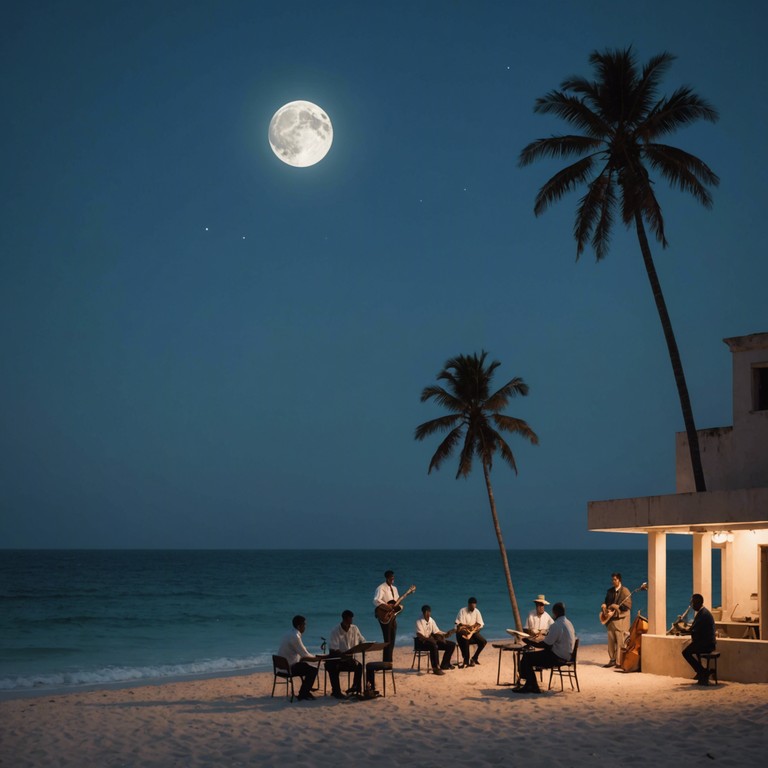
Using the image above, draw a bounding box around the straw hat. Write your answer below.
[533,595,550,605]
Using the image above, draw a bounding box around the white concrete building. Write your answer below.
[588,332,768,683]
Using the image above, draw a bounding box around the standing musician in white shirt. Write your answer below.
[373,570,400,663]
[526,594,554,635]
[415,604,456,674]
[277,615,320,701]
[455,597,487,667]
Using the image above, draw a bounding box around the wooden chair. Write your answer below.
[366,661,396,696]
[548,638,580,692]
[411,638,434,673]
[271,655,302,702]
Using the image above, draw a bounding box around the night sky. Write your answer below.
[2,1,766,549]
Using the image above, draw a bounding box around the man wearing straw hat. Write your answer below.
[526,595,554,636]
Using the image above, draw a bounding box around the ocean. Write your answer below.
[0,549,719,695]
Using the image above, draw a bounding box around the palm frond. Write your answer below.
[644,144,719,207]
[415,414,462,442]
[518,135,603,167]
[419,384,464,411]
[495,434,519,475]
[632,52,676,120]
[492,414,539,445]
[456,430,477,478]
[573,168,614,259]
[533,155,598,216]
[485,377,529,412]
[533,91,609,136]
[591,174,617,261]
[427,426,465,475]
[589,48,639,124]
[641,86,719,139]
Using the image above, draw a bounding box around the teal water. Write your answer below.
[0,549,718,692]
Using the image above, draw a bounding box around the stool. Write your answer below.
[411,638,433,674]
[696,651,720,684]
[366,661,396,696]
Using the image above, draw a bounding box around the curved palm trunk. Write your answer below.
[634,212,707,492]
[482,461,523,630]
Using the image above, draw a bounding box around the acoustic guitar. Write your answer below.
[456,623,481,640]
[375,585,416,624]
[599,582,648,625]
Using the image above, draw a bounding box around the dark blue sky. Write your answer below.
[2,1,765,549]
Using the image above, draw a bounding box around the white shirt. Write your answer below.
[329,623,366,653]
[526,609,554,634]
[415,616,444,638]
[455,607,484,628]
[277,628,313,667]
[373,581,399,606]
[544,615,576,661]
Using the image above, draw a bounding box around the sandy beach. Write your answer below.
[2,642,766,767]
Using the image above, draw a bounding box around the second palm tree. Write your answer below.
[415,351,538,631]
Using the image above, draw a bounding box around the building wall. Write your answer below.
[642,634,768,683]
[677,334,768,493]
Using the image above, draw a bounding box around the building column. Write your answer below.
[647,531,667,635]
[692,532,712,608]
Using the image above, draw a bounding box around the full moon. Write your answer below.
[268,100,333,167]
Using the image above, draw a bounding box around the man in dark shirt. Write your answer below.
[681,593,717,685]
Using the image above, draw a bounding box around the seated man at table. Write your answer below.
[415,604,456,674]
[277,614,319,701]
[455,597,487,667]
[514,601,575,694]
[325,610,376,698]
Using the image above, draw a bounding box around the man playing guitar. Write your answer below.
[600,572,632,668]
[455,597,487,668]
[373,570,402,663]
[415,604,456,673]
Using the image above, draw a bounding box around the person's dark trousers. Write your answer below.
[457,633,487,665]
[326,657,362,694]
[682,641,714,678]
[417,637,441,669]
[291,661,318,697]
[379,617,397,663]
[418,636,457,669]
[518,647,565,691]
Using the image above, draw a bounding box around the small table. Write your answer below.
[492,641,525,685]
[715,619,759,640]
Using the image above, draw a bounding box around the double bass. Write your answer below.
[618,611,648,672]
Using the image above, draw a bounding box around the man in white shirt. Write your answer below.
[526,594,554,635]
[455,597,487,667]
[373,570,400,663]
[325,610,376,698]
[277,615,319,701]
[514,602,576,694]
[415,604,456,674]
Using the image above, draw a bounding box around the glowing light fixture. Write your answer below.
[711,531,728,544]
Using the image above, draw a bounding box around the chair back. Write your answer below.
[570,637,579,663]
[273,654,290,674]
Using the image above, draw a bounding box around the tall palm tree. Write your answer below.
[519,48,719,492]
[415,351,538,631]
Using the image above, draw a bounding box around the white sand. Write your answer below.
[1,643,766,767]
